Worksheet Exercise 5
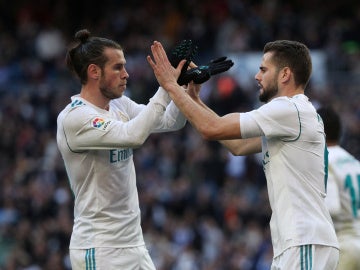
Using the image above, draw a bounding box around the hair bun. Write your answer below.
[74,29,91,43]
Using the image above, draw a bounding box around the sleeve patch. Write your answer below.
[91,117,112,131]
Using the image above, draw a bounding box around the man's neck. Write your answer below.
[80,86,110,110]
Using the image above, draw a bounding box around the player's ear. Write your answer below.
[279,67,291,83]
[88,64,101,80]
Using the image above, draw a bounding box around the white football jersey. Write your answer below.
[57,88,186,249]
[325,145,360,237]
[240,94,339,257]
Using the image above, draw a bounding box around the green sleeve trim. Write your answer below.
[282,102,301,142]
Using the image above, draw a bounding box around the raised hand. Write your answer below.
[147,41,186,90]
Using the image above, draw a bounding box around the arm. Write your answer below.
[63,88,170,151]
[187,82,262,155]
[114,88,186,132]
[219,138,262,156]
[147,41,241,141]
[151,98,187,133]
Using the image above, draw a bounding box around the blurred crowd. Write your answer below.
[0,0,359,269]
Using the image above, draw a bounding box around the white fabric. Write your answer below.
[240,94,338,257]
[57,87,186,249]
[325,145,360,270]
[271,245,339,270]
[70,246,156,270]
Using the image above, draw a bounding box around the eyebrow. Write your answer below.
[259,66,266,71]
[113,62,125,68]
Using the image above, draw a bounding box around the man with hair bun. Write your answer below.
[57,29,188,269]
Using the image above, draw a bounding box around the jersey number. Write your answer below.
[344,174,360,218]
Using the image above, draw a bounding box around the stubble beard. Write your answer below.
[259,82,278,103]
[99,76,122,100]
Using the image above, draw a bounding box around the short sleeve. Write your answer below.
[241,97,301,140]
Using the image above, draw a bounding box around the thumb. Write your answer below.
[189,61,198,69]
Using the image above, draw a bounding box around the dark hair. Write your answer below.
[264,40,312,89]
[317,106,341,142]
[65,29,122,84]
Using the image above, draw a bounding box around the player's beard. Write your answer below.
[99,75,122,100]
[259,78,278,103]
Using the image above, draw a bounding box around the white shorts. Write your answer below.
[271,245,339,270]
[70,245,156,270]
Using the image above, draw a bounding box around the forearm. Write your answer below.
[123,87,171,144]
[187,92,212,111]
[152,100,187,132]
[166,83,224,139]
[220,137,262,156]
[191,94,262,155]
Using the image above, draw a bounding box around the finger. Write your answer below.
[152,41,169,64]
[150,42,162,64]
[146,55,155,69]
[177,59,186,72]
[189,61,198,69]
[157,41,172,64]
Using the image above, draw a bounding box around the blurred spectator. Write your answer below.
[0,0,359,269]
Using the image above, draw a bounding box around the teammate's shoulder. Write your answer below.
[329,145,360,163]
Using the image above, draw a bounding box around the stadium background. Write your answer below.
[0,0,359,269]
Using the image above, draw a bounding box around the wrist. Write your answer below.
[164,81,182,95]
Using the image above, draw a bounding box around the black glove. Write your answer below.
[177,56,234,85]
[168,39,198,84]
